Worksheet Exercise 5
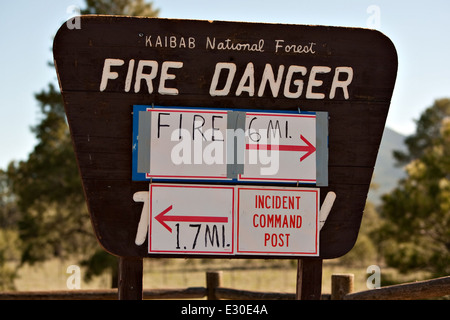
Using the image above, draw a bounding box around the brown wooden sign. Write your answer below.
[53,16,397,259]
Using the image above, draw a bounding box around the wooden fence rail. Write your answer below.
[343,275,450,300]
[0,271,448,300]
[0,287,207,300]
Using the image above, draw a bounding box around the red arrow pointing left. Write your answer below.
[154,205,229,233]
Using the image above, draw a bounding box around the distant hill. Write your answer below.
[367,127,407,205]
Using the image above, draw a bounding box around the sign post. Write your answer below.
[53,16,397,299]
[296,258,323,300]
[118,257,143,300]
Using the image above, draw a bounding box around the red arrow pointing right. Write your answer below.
[246,134,316,162]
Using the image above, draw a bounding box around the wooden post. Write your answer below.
[118,257,143,300]
[296,258,322,300]
[331,274,354,300]
[206,271,222,300]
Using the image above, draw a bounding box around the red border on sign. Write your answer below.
[238,175,316,183]
[145,108,229,180]
[235,186,319,256]
[148,183,235,255]
[146,173,230,179]
[245,113,316,118]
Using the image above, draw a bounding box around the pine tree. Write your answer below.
[393,98,450,165]
[0,170,20,290]
[379,99,450,276]
[82,0,159,15]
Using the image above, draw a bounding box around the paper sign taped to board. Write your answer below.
[132,106,328,186]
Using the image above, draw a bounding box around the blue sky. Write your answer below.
[0,0,449,169]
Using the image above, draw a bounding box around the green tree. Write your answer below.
[82,0,159,15]
[393,98,450,165]
[7,83,93,264]
[379,99,450,276]
[6,0,159,287]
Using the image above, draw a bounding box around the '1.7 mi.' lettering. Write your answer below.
[175,223,230,251]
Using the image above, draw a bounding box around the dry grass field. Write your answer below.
[11,257,431,296]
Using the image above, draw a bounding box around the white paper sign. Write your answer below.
[149,184,235,255]
[148,108,229,180]
[236,186,320,256]
[145,183,320,257]
[240,112,317,183]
